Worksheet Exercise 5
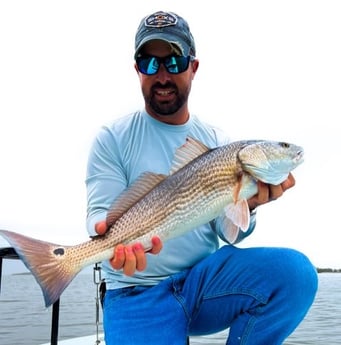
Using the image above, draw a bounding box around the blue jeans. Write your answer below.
[103,246,318,345]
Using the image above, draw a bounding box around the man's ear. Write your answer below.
[191,59,199,77]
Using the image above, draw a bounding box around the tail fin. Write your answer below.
[0,229,81,307]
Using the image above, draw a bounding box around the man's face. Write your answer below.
[135,40,198,124]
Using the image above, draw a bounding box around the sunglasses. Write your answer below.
[136,55,194,75]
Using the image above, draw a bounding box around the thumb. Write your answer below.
[95,221,108,235]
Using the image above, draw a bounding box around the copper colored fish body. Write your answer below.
[0,138,304,307]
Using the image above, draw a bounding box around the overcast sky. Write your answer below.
[0,1,340,271]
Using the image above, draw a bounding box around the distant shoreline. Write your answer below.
[317,268,341,273]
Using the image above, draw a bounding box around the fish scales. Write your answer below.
[0,138,304,307]
[106,143,243,248]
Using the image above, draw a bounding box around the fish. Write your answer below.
[0,138,304,307]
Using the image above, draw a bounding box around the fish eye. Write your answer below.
[280,142,290,148]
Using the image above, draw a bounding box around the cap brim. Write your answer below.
[134,33,190,59]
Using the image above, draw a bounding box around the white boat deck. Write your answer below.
[40,334,105,345]
[39,331,228,344]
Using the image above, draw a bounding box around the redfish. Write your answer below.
[0,138,304,307]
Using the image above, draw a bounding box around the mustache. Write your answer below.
[151,82,177,91]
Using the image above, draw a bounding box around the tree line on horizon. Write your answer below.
[316,267,341,273]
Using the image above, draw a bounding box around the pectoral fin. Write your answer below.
[218,199,251,244]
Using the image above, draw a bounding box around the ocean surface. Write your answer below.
[0,272,340,344]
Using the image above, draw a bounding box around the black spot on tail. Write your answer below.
[53,248,65,256]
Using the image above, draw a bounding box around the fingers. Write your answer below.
[268,173,296,200]
[248,173,296,210]
[132,243,147,272]
[268,183,284,201]
[123,246,137,276]
[109,244,146,276]
[281,172,296,191]
[95,221,108,235]
[110,244,125,269]
[256,181,270,204]
[110,244,140,276]
[149,236,163,254]
[258,181,284,203]
[109,237,162,276]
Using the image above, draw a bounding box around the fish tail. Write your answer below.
[0,229,81,307]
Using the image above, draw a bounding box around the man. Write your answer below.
[86,10,317,345]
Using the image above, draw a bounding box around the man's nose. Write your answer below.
[155,63,172,84]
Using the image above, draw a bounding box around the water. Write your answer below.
[0,273,340,345]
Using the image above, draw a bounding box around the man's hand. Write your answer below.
[95,221,163,276]
[247,173,296,211]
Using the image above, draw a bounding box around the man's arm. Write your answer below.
[86,126,162,276]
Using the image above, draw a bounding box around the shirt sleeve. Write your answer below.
[85,126,127,236]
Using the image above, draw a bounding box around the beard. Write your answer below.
[144,82,189,116]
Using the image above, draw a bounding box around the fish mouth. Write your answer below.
[294,149,304,165]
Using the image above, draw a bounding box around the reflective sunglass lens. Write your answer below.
[137,56,191,75]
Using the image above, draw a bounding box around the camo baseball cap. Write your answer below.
[134,11,196,59]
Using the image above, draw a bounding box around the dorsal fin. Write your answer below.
[106,172,167,227]
[170,137,210,175]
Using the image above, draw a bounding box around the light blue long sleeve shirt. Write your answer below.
[86,109,256,289]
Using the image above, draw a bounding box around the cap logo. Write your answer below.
[144,11,177,28]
